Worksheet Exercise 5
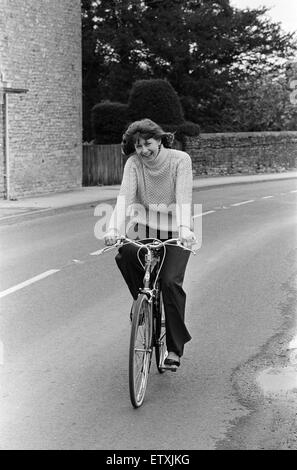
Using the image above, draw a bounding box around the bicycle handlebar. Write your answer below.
[96,236,197,256]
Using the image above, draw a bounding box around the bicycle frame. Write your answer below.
[140,244,163,299]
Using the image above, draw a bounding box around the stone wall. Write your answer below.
[0,0,82,198]
[185,132,297,176]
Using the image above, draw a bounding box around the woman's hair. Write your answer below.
[121,119,175,156]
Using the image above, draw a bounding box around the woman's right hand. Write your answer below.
[104,229,120,246]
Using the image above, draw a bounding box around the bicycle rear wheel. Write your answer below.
[155,293,167,373]
[129,294,153,408]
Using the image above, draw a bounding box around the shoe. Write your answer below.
[164,357,180,367]
[163,354,180,371]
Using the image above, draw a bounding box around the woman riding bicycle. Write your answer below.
[104,119,197,369]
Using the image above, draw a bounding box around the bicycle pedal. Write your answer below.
[162,365,177,372]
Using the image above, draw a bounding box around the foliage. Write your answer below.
[162,121,201,145]
[127,79,184,125]
[218,72,297,132]
[91,78,200,144]
[82,0,105,141]
[174,121,201,140]
[91,101,129,144]
[82,0,297,138]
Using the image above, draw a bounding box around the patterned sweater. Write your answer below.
[108,146,193,236]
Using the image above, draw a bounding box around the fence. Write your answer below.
[83,140,183,186]
[83,143,124,185]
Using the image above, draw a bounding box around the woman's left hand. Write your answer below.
[178,227,197,249]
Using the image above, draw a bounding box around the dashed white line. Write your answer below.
[262,196,274,199]
[231,200,255,207]
[0,269,60,299]
[290,190,297,193]
[193,210,216,219]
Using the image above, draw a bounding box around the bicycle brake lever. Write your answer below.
[92,242,121,256]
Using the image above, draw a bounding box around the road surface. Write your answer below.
[0,179,297,450]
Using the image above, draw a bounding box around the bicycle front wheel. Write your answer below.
[129,294,153,408]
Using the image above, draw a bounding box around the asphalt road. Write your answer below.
[0,179,296,450]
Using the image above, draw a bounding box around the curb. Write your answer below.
[192,174,297,192]
[0,199,112,226]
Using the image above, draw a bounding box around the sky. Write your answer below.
[230,0,297,35]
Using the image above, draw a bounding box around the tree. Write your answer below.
[91,101,129,143]
[82,0,297,137]
[82,0,105,140]
[217,70,297,132]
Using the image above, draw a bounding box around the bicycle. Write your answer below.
[98,236,196,408]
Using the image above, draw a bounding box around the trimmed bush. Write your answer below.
[91,81,200,148]
[91,101,128,144]
[127,79,184,125]
[175,121,200,140]
[161,121,200,146]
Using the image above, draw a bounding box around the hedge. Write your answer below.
[91,81,200,145]
[127,79,184,125]
[91,101,128,144]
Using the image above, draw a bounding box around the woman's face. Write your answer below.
[134,137,161,160]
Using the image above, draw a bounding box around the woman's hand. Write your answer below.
[104,229,120,246]
[178,227,197,249]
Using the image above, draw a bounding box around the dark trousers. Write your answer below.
[115,237,191,357]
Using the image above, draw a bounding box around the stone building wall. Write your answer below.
[0,0,82,198]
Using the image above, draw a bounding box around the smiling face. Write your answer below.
[134,136,161,161]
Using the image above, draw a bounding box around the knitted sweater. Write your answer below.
[108,146,193,236]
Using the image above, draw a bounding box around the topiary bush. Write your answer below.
[91,101,129,144]
[91,81,200,148]
[174,121,201,140]
[161,121,200,147]
[127,79,185,125]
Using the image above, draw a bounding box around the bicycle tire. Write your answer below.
[129,294,153,408]
[155,292,167,374]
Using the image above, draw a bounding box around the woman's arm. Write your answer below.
[106,157,138,237]
[175,152,193,230]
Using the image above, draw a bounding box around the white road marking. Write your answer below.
[193,210,216,219]
[290,190,297,193]
[231,200,255,207]
[0,269,60,299]
[262,196,274,199]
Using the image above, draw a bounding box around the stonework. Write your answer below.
[0,0,82,198]
[185,132,297,176]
